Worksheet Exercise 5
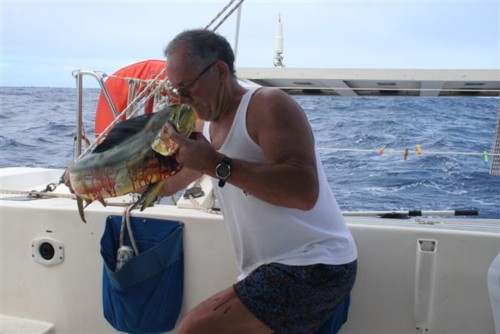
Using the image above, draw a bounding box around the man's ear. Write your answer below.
[215,61,228,80]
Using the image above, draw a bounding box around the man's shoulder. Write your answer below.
[253,87,284,98]
[250,87,292,108]
[248,87,303,127]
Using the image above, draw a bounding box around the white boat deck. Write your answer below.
[1,167,499,333]
[0,315,55,334]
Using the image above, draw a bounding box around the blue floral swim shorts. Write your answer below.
[233,260,357,334]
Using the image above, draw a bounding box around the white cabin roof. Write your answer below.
[236,67,500,97]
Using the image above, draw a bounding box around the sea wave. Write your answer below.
[1,87,499,217]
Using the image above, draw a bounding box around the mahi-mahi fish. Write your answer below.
[68,103,196,222]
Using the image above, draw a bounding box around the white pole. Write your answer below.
[274,14,283,54]
[274,14,284,67]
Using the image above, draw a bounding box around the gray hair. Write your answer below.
[164,29,236,74]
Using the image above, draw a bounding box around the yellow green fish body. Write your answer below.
[68,104,195,220]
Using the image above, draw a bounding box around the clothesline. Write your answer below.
[317,146,499,158]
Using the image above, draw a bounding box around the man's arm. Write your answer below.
[156,167,203,197]
[229,88,319,210]
[163,88,319,210]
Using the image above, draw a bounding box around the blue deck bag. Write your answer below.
[315,294,351,334]
[100,215,184,333]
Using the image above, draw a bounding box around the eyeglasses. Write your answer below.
[167,61,217,98]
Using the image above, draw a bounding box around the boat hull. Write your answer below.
[1,167,498,333]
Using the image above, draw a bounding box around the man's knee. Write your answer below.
[177,313,202,334]
[176,294,224,334]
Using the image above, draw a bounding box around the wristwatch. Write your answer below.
[215,156,232,187]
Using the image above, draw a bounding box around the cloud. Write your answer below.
[1,0,498,87]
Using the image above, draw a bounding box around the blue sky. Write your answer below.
[1,0,499,88]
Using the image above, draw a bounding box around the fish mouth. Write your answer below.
[151,104,196,156]
[173,104,196,136]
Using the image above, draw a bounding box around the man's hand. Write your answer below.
[161,123,219,174]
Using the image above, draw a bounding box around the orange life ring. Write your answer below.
[94,59,169,137]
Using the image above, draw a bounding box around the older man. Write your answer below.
[159,29,357,334]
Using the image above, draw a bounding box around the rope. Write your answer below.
[490,105,500,175]
[317,147,500,157]
[205,0,244,31]
[0,188,77,199]
[79,67,168,159]
[0,188,136,209]
[119,203,140,255]
[126,78,140,119]
[107,74,160,86]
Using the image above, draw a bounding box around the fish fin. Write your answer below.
[93,114,154,153]
[98,199,107,207]
[155,152,180,170]
[138,181,165,211]
[76,197,87,223]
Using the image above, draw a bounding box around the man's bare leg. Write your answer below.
[177,286,273,334]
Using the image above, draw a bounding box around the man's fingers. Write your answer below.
[159,123,198,159]
[189,132,205,141]
[162,122,188,144]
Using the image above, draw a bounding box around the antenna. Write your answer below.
[274,14,284,67]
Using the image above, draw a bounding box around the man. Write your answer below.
[159,29,357,334]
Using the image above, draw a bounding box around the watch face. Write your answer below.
[217,164,230,178]
[216,157,232,184]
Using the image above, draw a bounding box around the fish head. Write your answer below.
[152,104,196,156]
[171,104,196,136]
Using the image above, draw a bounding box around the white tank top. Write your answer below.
[204,89,357,279]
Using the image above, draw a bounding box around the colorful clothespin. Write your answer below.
[416,144,422,156]
[404,148,409,161]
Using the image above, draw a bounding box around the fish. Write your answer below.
[68,103,196,222]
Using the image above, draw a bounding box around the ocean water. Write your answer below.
[1,86,499,218]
